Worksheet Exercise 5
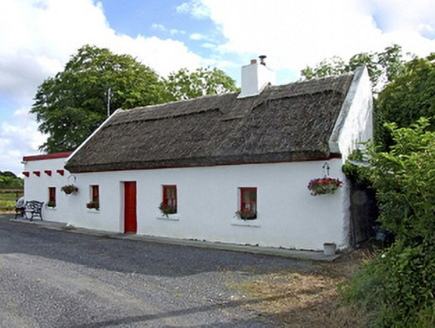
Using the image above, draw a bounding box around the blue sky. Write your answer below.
[1,0,435,175]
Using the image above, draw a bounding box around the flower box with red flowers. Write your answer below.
[235,208,257,220]
[86,200,99,210]
[307,177,343,196]
[159,202,177,218]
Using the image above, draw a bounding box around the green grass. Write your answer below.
[0,190,23,212]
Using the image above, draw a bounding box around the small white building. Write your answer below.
[22,60,373,251]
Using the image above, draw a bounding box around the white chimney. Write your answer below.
[237,56,275,99]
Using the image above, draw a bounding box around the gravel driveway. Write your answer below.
[0,214,311,327]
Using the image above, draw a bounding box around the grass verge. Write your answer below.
[233,249,375,327]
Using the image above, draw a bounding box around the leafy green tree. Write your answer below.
[31,46,239,153]
[301,44,405,91]
[376,54,435,148]
[164,67,239,101]
[0,171,17,179]
[300,56,347,80]
[342,119,435,326]
[0,171,23,189]
[31,45,168,153]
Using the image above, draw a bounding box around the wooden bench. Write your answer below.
[24,201,44,221]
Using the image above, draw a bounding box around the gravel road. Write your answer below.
[0,214,310,327]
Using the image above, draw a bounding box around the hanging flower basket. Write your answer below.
[61,184,78,195]
[307,177,343,196]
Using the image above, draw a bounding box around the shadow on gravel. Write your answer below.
[68,294,289,328]
[0,214,310,278]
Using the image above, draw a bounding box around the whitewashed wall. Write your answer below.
[329,67,373,161]
[35,159,348,251]
[23,156,71,223]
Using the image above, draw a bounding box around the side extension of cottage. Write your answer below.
[23,59,373,251]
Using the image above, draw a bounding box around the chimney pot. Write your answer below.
[250,59,257,65]
[259,55,267,65]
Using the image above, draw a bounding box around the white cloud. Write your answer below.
[419,24,433,33]
[176,0,210,18]
[0,0,205,175]
[202,43,217,49]
[0,0,204,103]
[0,109,46,175]
[110,35,202,76]
[190,33,206,40]
[0,0,111,104]
[193,0,435,76]
[152,23,167,32]
[170,29,186,36]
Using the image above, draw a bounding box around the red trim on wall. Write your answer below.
[23,171,30,177]
[44,170,52,176]
[56,169,65,176]
[23,151,73,162]
[33,171,40,177]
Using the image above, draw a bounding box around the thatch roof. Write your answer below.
[65,73,354,173]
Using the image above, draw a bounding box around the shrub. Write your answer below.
[342,118,435,326]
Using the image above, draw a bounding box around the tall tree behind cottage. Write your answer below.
[163,67,240,101]
[376,54,435,149]
[31,45,166,153]
[301,44,406,92]
[31,45,239,153]
[299,45,435,148]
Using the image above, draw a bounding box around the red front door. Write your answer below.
[124,182,137,233]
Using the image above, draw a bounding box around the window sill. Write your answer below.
[231,218,261,227]
[87,209,100,214]
[156,214,180,221]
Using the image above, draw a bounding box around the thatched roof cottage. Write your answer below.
[23,59,373,251]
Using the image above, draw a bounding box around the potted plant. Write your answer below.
[235,208,257,220]
[86,200,99,210]
[61,184,78,195]
[46,200,56,208]
[159,202,176,218]
[307,177,343,196]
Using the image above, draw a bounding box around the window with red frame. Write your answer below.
[86,185,100,210]
[91,185,99,202]
[161,185,177,214]
[239,187,257,219]
[48,187,56,207]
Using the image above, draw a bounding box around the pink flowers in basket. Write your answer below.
[307,177,343,196]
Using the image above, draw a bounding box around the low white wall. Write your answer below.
[23,157,71,224]
[56,159,348,251]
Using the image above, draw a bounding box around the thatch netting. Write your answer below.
[65,73,354,173]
